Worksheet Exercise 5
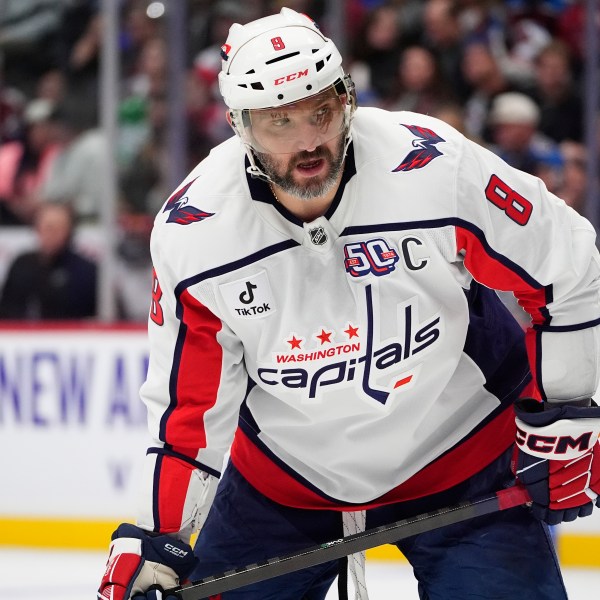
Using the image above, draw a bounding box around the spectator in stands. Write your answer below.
[350,3,406,104]
[57,2,101,102]
[41,99,108,223]
[114,212,154,323]
[0,202,97,319]
[533,41,583,143]
[125,36,169,100]
[388,44,454,114]
[554,0,586,74]
[193,1,257,90]
[119,0,163,84]
[0,0,70,97]
[186,68,232,162]
[499,13,552,88]
[119,92,169,217]
[558,141,588,215]
[0,85,26,143]
[0,98,62,225]
[421,0,469,101]
[117,32,170,171]
[431,102,470,138]
[35,69,68,107]
[487,91,563,185]
[460,41,514,142]
[454,0,507,49]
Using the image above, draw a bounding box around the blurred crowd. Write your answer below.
[0,0,597,321]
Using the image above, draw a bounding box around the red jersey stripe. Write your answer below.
[156,454,196,533]
[164,289,223,451]
[455,225,548,398]
[455,226,549,325]
[230,405,515,510]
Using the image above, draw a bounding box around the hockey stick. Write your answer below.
[166,485,531,600]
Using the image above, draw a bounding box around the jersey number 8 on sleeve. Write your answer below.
[150,269,164,326]
[485,174,533,226]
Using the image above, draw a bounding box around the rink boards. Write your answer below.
[0,325,598,566]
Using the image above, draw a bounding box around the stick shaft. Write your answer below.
[169,485,530,600]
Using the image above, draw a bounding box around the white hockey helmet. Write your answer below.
[219,7,347,109]
[218,8,355,173]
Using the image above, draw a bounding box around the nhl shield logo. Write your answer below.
[308,226,328,246]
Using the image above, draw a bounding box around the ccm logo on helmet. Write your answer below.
[516,426,594,454]
[275,69,309,85]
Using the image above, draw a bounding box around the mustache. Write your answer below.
[292,147,331,165]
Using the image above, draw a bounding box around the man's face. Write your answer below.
[245,88,349,200]
[255,132,346,200]
[492,122,535,152]
[35,205,72,258]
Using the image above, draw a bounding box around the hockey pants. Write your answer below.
[190,448,568,599]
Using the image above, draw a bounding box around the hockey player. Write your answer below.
[98,8,600,600]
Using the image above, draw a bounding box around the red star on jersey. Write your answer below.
[287,336,302,350]
[344,324,359,339]
[316,329,332,345]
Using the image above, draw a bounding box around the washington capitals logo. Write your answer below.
[163,177,214,225]
[392,125,445,172]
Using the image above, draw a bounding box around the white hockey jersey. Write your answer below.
[137,107,600,535]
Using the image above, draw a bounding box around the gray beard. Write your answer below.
[256,134,346,201]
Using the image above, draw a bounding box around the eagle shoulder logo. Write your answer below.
[393,124,445,172]
[163,177,215,225]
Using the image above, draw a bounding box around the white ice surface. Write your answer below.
[0,549,598,599]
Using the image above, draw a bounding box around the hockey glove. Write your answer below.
[132,588,180,600]
[514,398,600,525]
[97,523,197,600]
[131,587,180,600]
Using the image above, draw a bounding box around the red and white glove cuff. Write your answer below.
[515,416,600,461]
[99,538,143,600]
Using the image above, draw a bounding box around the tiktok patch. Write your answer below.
[219,270,276,319]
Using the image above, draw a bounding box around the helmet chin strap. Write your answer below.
[244,145,272,183]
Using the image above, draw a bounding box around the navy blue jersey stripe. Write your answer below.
[162,313,191,441]
[237,415,360,507]
[324,143,357,219]
[164,244,299,444]
[237,400,518,508]
[533,316,600,332]
[341,217,543,291]
[147,446,222,479]
[174,239,300,304]
[535,328,546,400]
[461,282,530,404]
[152,452,162,531]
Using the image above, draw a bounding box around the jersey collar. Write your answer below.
[246,142,356,227]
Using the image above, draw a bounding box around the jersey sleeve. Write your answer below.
[135,235,247,537]
[454,137,600,402]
